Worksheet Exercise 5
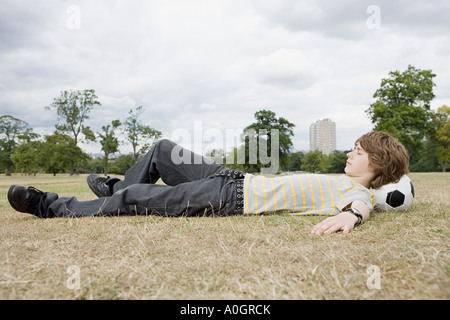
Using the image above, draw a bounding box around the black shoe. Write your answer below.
[87,174,120,198]
[7,185,59,218]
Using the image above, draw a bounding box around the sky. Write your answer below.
[1,0,449,156]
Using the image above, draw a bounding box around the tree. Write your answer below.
[408,105,449,172]
[98,119,121,176]
[435,105,450,171]
[327,150,350,173]
[124,106,162,163]
[11,141,42,175]
[112,154,135,175]
[46,89,100,175]
[365,65,436,155]
[0,115,39,175]
[242,109,295,173]
[39,133,79,175]
[286,151,305,171]
[301,150,330,173]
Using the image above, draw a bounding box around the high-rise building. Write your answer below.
[309,119,336,155]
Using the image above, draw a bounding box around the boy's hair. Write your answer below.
[356,131,410,189]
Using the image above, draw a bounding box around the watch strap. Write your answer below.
[345,208,363,227]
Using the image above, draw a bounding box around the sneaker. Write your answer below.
[7,185,59,218]
[87,174,120,198]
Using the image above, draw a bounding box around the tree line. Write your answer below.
[1,65,449,176]
[0,90,161,176]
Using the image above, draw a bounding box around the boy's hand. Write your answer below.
[311,211,359,235]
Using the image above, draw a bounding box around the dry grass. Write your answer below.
[0,173,448,300]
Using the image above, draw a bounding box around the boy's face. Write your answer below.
[345,143,375,182]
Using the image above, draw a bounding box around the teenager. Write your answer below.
[7,131,409,235]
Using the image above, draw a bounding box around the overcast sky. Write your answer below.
[1,0,449,156]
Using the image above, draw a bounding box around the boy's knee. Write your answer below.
[156,138,172,147]
[155,139,176,152]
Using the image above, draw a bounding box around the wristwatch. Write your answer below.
[345,208,363,227]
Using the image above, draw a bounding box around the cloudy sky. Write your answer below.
[1,0,449,156]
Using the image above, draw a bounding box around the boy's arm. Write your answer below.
[311,200,370,235]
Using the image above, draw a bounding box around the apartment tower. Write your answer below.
[309,119,336,155]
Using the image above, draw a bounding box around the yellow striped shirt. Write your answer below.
[243,174,374,216]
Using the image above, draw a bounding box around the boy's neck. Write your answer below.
[346,174,372,189]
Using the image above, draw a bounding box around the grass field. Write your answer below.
[0,172,448,300]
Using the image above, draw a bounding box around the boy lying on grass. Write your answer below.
[8,131,409,235]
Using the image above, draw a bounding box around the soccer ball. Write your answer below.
[370,175,415,212]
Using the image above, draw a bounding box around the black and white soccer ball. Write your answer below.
[370,175,415,212]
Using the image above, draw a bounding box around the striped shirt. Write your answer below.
[243,173,375,216]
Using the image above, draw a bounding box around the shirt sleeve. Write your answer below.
[335,190,374,213]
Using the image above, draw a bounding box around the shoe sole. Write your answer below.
[7,185,23,213]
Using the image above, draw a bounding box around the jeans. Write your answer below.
[48,139,239,217]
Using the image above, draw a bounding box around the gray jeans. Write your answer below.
[48,139,239,217]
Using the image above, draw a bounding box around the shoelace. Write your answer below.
[26,187,50,218]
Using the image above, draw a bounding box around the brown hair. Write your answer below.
[356,131,410,189]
